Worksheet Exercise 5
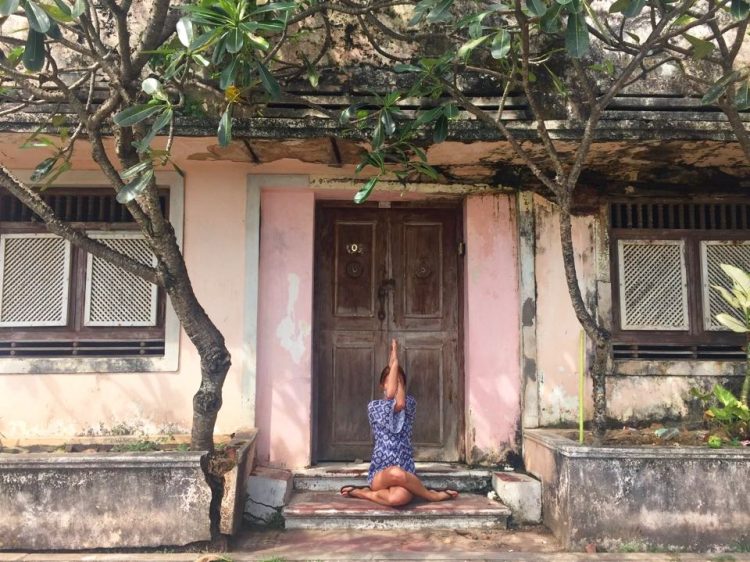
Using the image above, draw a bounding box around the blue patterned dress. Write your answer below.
[367,395,417,486]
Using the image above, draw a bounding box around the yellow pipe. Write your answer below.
[579,330,585,444]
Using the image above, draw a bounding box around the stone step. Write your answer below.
[293,462,493,492]
[283,491,511,530]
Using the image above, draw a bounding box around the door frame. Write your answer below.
[311,199,466,464]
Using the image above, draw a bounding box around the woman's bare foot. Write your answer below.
[427,488,459,501]
[340,485,370,497]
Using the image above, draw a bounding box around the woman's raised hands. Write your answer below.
[389,338,398,366]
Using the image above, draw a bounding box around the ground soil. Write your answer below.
[558,425,750,447]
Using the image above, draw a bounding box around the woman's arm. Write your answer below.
[384,339,400,400]
[394,379,406,413]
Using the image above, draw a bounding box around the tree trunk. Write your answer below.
[144,217,231,452]
[558,207,611,438]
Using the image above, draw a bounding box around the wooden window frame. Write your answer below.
[610,228,748,346]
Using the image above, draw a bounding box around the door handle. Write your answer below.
[377,278,395,321]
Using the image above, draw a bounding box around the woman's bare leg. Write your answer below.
[348,485,413,507]
[372,467,458,502]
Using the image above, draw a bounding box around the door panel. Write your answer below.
[315,204,462,462]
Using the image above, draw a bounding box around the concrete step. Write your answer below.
[283,490,511,530]
[293,462,493,493]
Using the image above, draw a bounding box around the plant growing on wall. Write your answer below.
[691,264,750,446]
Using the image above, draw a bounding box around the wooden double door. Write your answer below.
[313,203,463,462]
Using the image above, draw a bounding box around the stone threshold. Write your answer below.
[284,490,511,530]
[293,462,497,492]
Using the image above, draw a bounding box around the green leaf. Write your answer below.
[258,63,281,99]
[702,71,741,105]
[381,110,396,135]
[189,32,216,52]
[354,176,378,204]
[624,0,646,16]
[177,17,194,48]
[415,106,444,126]
[540,2,563,32]
[609,0,632,14]
[24,0,51,33]
[372,122,384,149]
[116,169,154,204]
[427,0,453,22]
[735,80,750,110]
[443,103,459,118]
[113,103,164,127]
[720,263,750,295]
[716,313,749,333]
[70,0,85,18]
[714,384,739,407]
[219,58,237,90]
[394,63,423,73]
[120,160,153,181]
[625,31,641,44]
[526,0,547,16]
[40,159,70,189]
[685,34,715,60]
[20,135,55,148]
[457,34,490,59]
[218,105,232,147]
[225,28,244,53]
[712,284,740,309]
[0,0,20,16]
[555,0,573,4]
[45,20,62,39]
[30,157,57,182]
[491,29,511,59]
[565,12,590,58]
[137,108,173,153]
[22,29,45,71]
[244,31,270,50]
[46,1,72,22]
[433,114,448,143]
[731,0,750,19]
[248,1,297,15]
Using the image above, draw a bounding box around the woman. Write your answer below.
[340,339,459,507]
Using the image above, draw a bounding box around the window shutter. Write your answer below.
[618,240,689,330]
[84,233,158,327]
[701,241,750,331]
[0,234,71,327]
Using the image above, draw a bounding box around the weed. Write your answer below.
[110,440,161,452]
[176,443,190,452]
[711,555,737,562]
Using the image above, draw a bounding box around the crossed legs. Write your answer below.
[341,466,458,507]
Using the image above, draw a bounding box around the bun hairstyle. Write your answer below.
[380,365,407,386]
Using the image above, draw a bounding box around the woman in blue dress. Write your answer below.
[340,339,459,506]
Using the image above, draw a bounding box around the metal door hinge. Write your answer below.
[458,242,466,256]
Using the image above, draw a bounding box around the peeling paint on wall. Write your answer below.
[275,274,311,365]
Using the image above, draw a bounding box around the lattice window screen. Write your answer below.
[84,233,158,327]
[618,240,689,330]
[701,241,750,331]
[0,234,71,327]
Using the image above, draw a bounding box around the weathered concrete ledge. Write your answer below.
[0,451,212,550]
[523,429,750,551]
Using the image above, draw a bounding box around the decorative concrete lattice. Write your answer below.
[618,240,688,330]
[84,234,157,327]
[702,241,750,330]
[0,234,70,326]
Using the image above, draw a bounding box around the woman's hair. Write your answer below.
[380,365,407,386]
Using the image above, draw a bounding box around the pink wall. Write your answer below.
[534,196,596,425]
[256,189,315,468]
[463,194,522,463]
[0,136,250,439]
